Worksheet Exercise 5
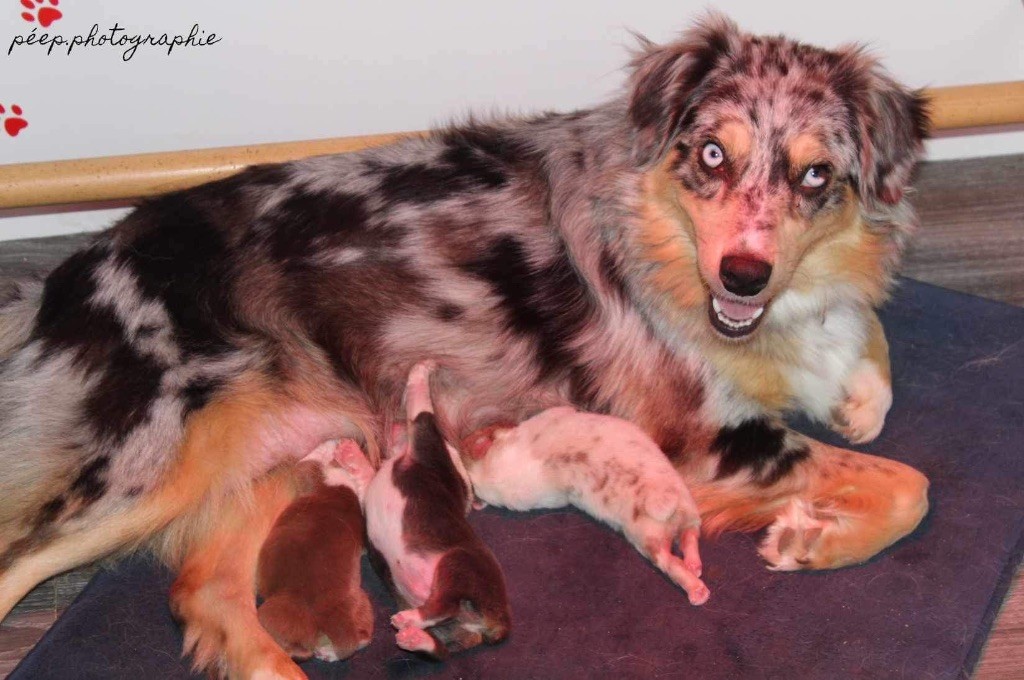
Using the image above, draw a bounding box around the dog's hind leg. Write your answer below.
[159,372,376,678]
[0,499,182,620]
[0,388,237,622]
[169,470,306,680]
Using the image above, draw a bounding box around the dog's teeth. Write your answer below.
[713,297,765,332]
[716,311,755,329]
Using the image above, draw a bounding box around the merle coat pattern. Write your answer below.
[0,14,929,678]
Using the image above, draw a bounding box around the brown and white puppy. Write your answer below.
[256,440,374,663]
[364,362,510,659]
[465,407,709,604]
[0,13,931,678]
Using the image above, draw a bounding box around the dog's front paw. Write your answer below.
[831,359,892,444]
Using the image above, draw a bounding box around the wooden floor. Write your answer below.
[903,155,1024,306]
[0,153,1021,678]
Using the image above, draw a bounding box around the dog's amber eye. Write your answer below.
[700,142,726,170]
[800,164,832,190]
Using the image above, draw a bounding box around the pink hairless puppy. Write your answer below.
[463,407,710,605]
[352,361,511,659]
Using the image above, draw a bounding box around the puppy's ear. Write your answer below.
[627,14,740,167]
[840,49,930,209]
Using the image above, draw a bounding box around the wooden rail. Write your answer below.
[1,81,1022,210]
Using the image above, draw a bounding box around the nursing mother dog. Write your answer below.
[0,12,929,678]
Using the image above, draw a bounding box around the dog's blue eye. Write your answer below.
[801,164,832,189]
[701,142,725,169]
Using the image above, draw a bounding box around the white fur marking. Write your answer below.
[835,358,892,444]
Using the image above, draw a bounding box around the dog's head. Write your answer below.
[625,14,928,342]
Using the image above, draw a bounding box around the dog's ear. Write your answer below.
[627,14,741,167]
[840,50,930,208]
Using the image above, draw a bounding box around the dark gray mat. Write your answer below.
[10,278,1024,679]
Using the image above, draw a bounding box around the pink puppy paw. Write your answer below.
[334,439,374,483]
[395,626,437,654]
[390,609,423,630]
[686,579,711,606]
[679,527,702,577]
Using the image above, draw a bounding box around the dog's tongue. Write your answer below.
[717,297,761,320]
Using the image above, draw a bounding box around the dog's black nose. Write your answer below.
[719,256,772,297]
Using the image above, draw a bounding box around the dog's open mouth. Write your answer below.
[707,295,766,339]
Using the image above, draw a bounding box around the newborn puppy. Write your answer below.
[256,439,375,662]
[362,361,511,658]
[464,407,710,605]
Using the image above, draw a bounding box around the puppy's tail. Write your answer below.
[257,596,319,660]
[0,279,41,360]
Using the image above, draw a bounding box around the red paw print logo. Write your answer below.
[20,0,62,28]
[0,104,29,138]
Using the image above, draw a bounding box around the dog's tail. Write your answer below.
[0,273,136,620]
[0,279,42,360]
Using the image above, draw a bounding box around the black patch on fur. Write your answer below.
[36,497,66,527]
[436,303,465,322]
[763,443,811,487]
[181,376,221,417]
[84,343,164,443]
[259,186,411,388]
[376,162,466,205]
[463,237,538,329]
[265,189,376,262]
[438,126,529,168]
[32,244,119,366]
[462,236,592,380]
[376,127,522,205]
[768,135,790,187]
[70,456,110,504]
[119,192,238,357]
[713,418,791,482]
[32,244,165,443]
[439,137,510,188]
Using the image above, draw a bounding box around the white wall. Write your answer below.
[2,0,1022,241]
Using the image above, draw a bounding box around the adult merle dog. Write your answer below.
[0,13,929,678]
